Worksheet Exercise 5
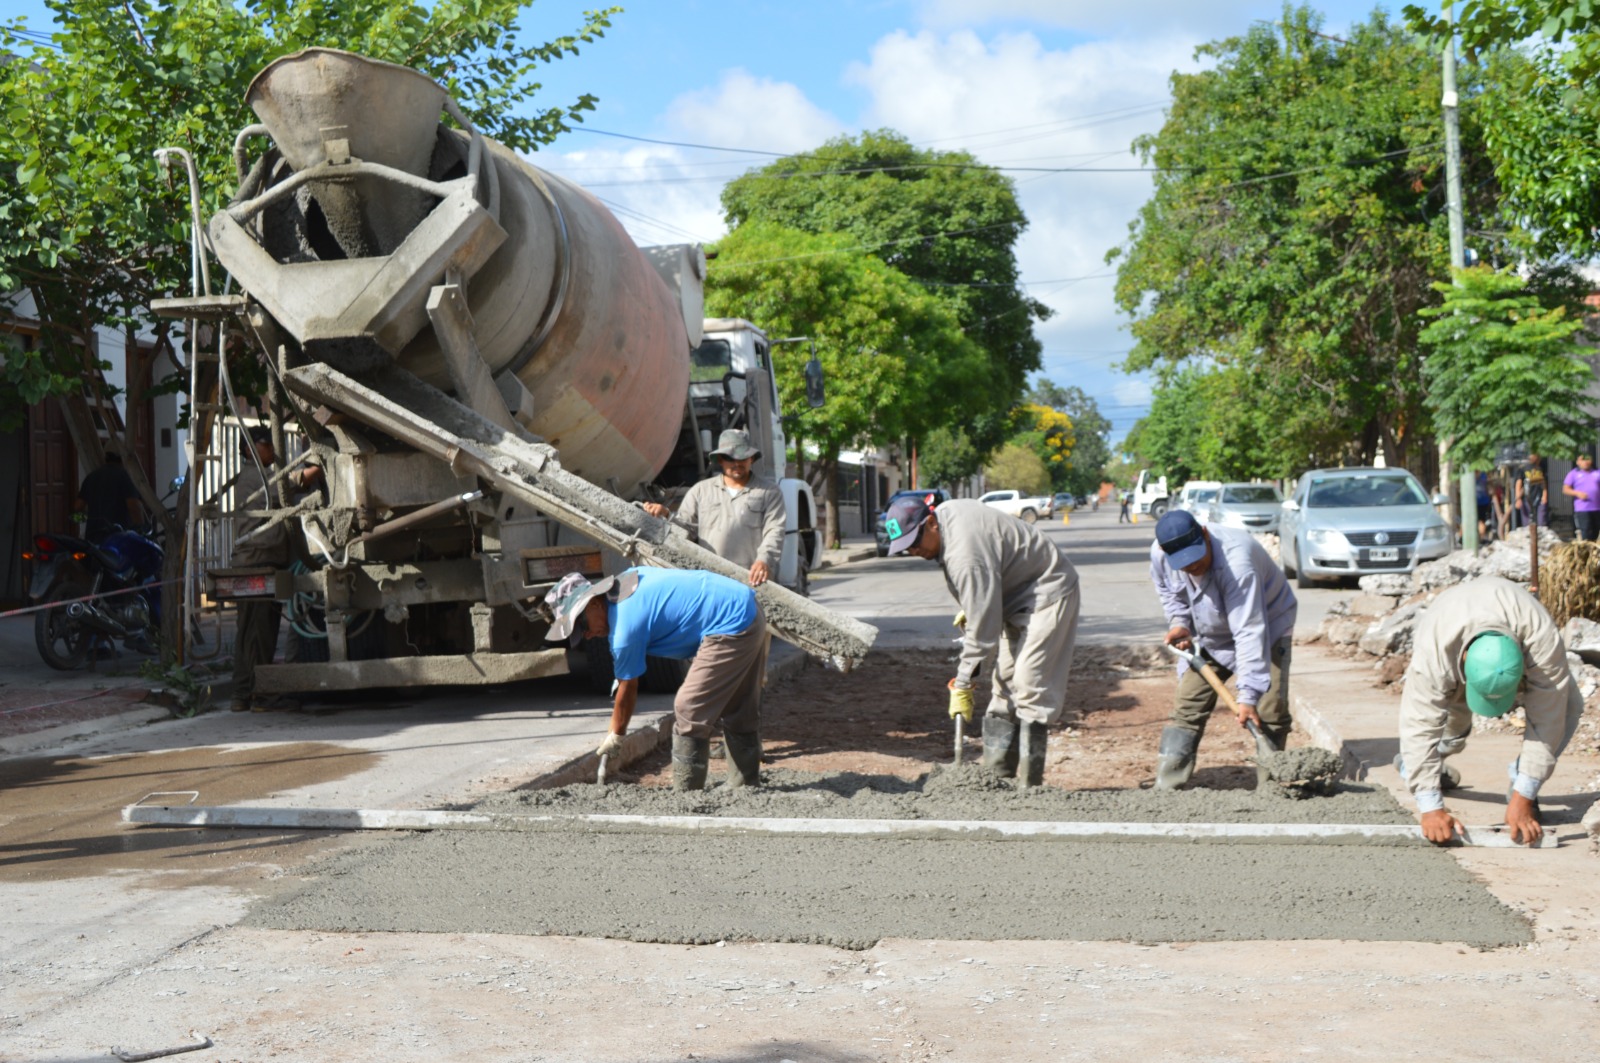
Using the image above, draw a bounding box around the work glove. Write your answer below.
[947,679,975,723]
[953,611,967,631]
[596,732,625,758]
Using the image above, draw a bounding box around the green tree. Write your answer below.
[1418,266,1593,469]
[984,443,1051,497]
[1406,1,1600,258]
[1011,402,1076,491]
[1,0,613,657]
[1110,7,1502,477]
[918,425,981,492]
[703,222,985,546]
[1026,379,1110,496]
[720,130,1049,449]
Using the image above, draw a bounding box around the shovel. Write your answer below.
[1163,642,1280,763]
[953,714,965,766]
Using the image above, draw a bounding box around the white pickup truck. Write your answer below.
[979,489,1054,524]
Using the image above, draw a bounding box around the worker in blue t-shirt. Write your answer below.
[546,567,767,790]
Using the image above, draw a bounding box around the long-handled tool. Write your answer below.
[1164,642,1279,762]
[953,715,965,766]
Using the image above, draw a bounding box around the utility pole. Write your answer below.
[1442,4,1478,552]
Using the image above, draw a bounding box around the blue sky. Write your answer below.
[10,0,1398,444]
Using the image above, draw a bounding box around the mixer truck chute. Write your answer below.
[153,49,870,696]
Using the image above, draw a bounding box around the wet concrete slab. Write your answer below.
[0,742,379,886]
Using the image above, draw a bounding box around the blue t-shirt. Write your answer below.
[607,568,757,681]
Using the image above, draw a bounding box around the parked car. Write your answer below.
[1206,482,1284,534]
[1279,467,1451,588]
[1174,480,1221,518]
[1052,492,1076,513]
[979,488,1053,524]
[874,488,951,556]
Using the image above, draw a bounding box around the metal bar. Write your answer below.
[120,804,1557,847]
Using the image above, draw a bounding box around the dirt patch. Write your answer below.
[617,646,1316,792]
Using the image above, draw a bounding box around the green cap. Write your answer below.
[1463,633,1523,717]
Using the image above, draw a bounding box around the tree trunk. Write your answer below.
[820,450,841,548]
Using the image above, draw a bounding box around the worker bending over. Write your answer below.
[1397,576,1582,846]
[546,568,767,790]
[1149,511,1297,788]
[642,429,785,587]
[885,494,1080,786]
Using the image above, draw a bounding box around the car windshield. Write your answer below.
[1306,475,1428,508]
[1222,485,1281,504]
[1192,489,1218,503]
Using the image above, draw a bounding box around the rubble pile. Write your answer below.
[1307,528,1600,756]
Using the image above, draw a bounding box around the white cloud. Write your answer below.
[664,69,845,154]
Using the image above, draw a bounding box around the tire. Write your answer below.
[1020,508,1038,524]
[583,636,615,694]
[1281,541,1297,579]
[1295,559,1316,590]
[34,604,93,670]
[793,561,810,598]
[1150,500,1169,519]
[642,655,691,693]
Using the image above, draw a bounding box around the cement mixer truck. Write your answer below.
[153,49,871,697]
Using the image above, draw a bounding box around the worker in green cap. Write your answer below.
[1396,576,1583,845]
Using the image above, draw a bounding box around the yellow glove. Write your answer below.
[947,679,974,723]
[953,611,967,631]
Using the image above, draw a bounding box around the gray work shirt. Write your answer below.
[676,474,786,571]
[935,500,1079,688]
[1149,524,1297,705]
[231,463,292,567]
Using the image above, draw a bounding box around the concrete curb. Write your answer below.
[1291,688,1368,781]
[813,546,879,571]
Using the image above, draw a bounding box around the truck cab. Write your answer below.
[1133,470,1170,518]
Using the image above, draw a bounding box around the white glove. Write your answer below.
[596,732,625,758]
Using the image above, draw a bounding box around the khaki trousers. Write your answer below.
[672,610,769,739]
[986,587,1081,726]
[1171,636,1293,743]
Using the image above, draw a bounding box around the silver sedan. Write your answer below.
[1206,482,1283,534]
[1279,467,1452,588]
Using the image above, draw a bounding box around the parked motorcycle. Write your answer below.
[24,529,164,669]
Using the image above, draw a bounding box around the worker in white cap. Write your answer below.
[1396,576,1582,845]
[884,493,1080,786]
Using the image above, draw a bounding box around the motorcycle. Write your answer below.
[24,528,165,669]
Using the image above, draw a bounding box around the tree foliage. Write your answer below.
[720,129,1049,444]
[1407,1,1600,258]
[703,222,985,543]
[1110,7,1502,477]
[1025,379,1110,495]
[1010,403,1075,491]
[983,443,1051,497]
[1418,266,1593,469]
[918,425,982,492]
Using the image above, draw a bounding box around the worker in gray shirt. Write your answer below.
[644,429,786,587]
[885,494,1080,786]
[1149,510,1297,788]
[1397,577,1581,846]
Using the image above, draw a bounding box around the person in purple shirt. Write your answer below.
[1563,453,1600,542]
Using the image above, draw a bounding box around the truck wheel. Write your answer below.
[794,560,810,598]
[583,636,615,694]
[1020,508,1038,524]
[642,655,691,693]
[1150,500,1169,519]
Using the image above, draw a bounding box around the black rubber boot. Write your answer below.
[980,713,1020,778]
[671,735,710,791]
[1019,721,1048,787]
[1154,726,1200,790]
[723,731,762,788]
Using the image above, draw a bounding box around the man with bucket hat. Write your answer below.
[884,493,1080,786]
[545,567,768,790]
[1396,576,1582,845]
[1148,510,1297,789]
[642,429,786,588]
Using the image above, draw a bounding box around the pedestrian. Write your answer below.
[1516,451,1549,528]
[1118,491,1131,523]
[547,567,767,790]
[1395,577,1581,846]
[884,494,1080,786]
[642,428,786,587]
[1563,453,1600,542]
[1148,510,1298,789]
[76,452,143,542]
[229,427,322,714]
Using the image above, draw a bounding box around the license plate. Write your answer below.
[1369,548,1399,562]
[213,574,271,597]
[524,551,602,583]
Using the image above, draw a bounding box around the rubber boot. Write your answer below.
[980,713,1021,778]
[723,731,762,788]
[1019,721,1048,787]
[671,735,710,791]
[1154,726,1200,790]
